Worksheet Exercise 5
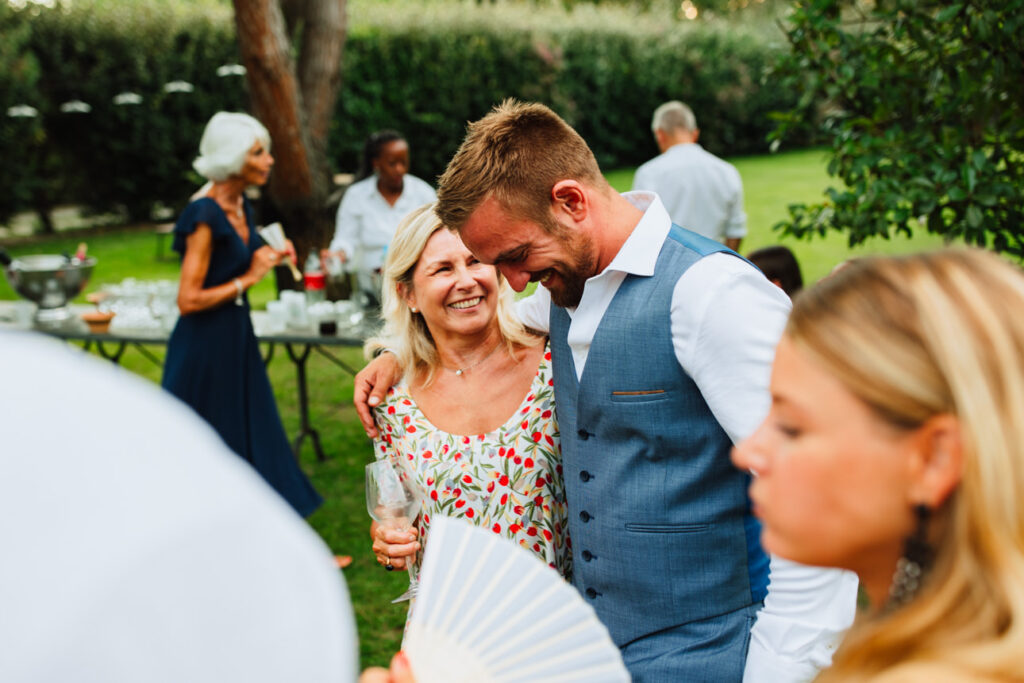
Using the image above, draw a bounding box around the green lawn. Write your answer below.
[608,147,950,284]
[1,147,951,667]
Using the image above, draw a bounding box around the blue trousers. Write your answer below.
[619,603,760,682]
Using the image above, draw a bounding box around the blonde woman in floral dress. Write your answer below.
[365,203,570,585]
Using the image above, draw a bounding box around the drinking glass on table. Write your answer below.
[365,460,423,603]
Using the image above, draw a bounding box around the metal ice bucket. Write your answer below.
[3,254,97,324]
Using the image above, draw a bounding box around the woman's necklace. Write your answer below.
[208,190,244,219]
[442,341,504,377]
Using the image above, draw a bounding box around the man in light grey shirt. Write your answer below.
[632,100,747,251]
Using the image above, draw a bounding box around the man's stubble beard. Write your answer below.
[545,229,597,309]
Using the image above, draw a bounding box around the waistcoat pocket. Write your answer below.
[609,388,671,403]
[624,522,709,533]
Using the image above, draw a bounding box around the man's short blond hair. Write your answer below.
[436,99,605,233]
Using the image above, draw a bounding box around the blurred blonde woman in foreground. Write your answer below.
[733,249,1024,681]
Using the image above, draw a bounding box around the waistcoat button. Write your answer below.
[579,471,591,482]
[579,510,591,522]
[577,429,590,440]
[582,550,594,561]
[585,587,599,599]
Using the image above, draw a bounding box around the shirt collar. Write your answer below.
[601,191,670,278]
[666,141,701,155]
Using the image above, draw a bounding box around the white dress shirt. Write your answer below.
[632,142,747,243]
[330,174,437,287]
[1,332,358,683]
[516,192,858,682]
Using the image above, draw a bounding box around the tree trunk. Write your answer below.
[32,205,56,235]
[231,0,346,265]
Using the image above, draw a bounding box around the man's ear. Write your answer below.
[654,128,668,153]
[551,179,588,222]
[907,414,964,508]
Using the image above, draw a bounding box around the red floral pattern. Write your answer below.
[373,343,570,579]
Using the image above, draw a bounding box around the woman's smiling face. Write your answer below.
[401,229,500,341]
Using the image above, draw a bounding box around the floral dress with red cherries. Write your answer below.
[372,343,571,580]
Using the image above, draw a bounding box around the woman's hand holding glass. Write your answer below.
[371,521,420,570]
[365,460,425,603]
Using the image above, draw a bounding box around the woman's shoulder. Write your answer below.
[403,174,437,200]
[345,176,378,197]
[175,197,226,236]
[530,339,554,388]
[372,383,415,421]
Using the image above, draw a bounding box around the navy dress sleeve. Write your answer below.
[172,198,237,257]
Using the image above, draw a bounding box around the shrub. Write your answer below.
[770,0,1024,256]
[0,0,801,226]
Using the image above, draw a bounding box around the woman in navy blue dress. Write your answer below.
[162,112,322,517]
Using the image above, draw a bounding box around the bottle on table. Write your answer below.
[303,252,326,306]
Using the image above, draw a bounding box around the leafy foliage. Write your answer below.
[0,1,46,222]
[1,0,244,225]
[770,0,1024,256]
[2,0,799,230]
[329,2,804,182]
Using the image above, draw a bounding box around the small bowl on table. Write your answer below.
[81,310,115,334]
[86,291,111,306]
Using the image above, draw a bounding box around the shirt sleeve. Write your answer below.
[744,560,860,682]
[513,286,552,333]
[329,189,358,255]
[670,252,789,443]
[724,168,748,240]
[671,253,857,680]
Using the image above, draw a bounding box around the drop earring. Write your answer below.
[887,504,935,610]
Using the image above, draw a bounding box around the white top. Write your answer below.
[0,331,358,683]
[329,174,437,271]
[516,192,859,683]
[631,142,747,242]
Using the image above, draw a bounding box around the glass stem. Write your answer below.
[407,559,418,589]
[406,533,419,589]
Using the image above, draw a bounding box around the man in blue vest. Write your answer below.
[356,100,857,682]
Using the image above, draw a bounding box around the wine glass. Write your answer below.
[365,460,423,603]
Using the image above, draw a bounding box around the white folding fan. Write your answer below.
[257,222,303,281]
[402,516,630,683]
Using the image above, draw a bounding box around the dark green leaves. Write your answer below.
[771,0,1024,258]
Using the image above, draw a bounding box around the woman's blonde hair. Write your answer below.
[364,203,540,383]
[789,249,1024,681]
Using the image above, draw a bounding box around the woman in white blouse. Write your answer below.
[324,130,436,297]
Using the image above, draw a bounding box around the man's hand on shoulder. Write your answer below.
[354,352,402,438]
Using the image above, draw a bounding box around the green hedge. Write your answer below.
[1,0,801,226]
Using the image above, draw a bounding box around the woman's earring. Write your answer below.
[887,504,935,610]
[410,306,418,313]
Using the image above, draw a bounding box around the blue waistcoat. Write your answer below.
[549,225,769,647]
